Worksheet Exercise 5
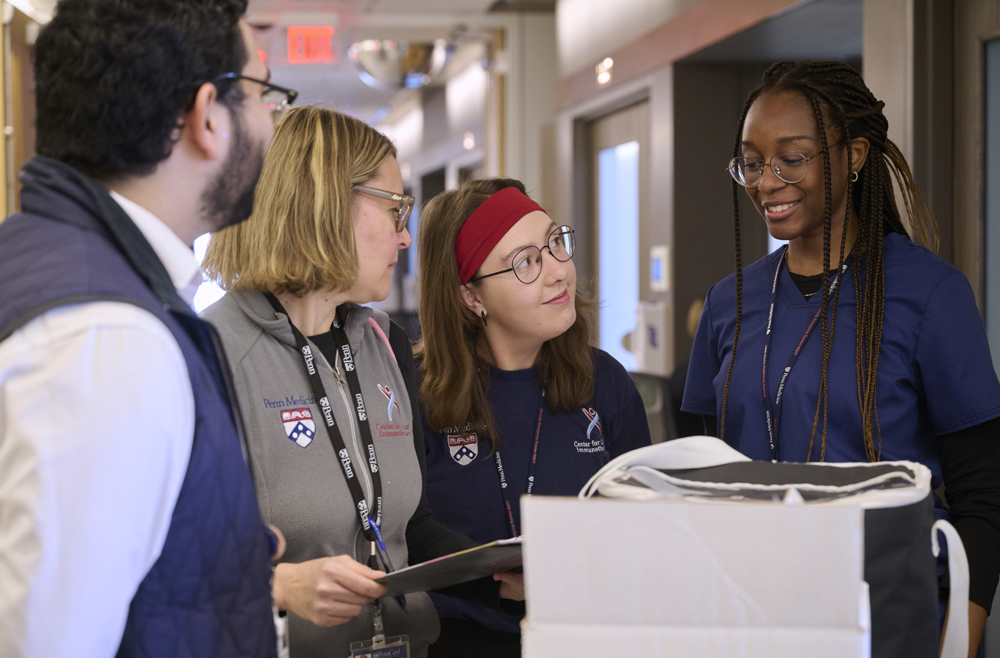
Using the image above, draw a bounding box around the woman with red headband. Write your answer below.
[415,178,651,656]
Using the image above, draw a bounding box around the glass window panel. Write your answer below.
[598,140,640,371]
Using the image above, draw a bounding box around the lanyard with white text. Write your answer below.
[266,294,383,544]
[494,391,544,538]
[761,247,852,461]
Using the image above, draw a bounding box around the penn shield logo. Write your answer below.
[340,344,355,372]
[378,384,400,421]
[355,393,367,421]
[357,499,370,530]
[301,345,316,375]
[320,396,335,427]
[281,408,316,448]
[447,432,479,466]
[338,448,355,479]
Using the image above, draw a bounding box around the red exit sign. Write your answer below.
[287,26,335,64]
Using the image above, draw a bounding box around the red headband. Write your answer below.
[455,187,545,284]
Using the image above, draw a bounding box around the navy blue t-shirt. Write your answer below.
[682,232,1000,487]
[422,348,651,633]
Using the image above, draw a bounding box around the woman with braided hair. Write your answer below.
[682,61,1000,653]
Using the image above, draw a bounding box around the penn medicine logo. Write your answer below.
[447,432,479,466]
[281,408,316,448]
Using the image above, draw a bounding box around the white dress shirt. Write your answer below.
[0,194,199,657]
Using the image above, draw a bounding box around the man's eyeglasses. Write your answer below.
[472,226,576,285]
[728,141,842,188]
[211,73,298,126]
[353,186,415,233]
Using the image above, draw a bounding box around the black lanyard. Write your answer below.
[761,248,851,461]
[494,391,544,538]
[266,294,383,544]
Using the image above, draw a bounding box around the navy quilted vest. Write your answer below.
[0,157,276,657]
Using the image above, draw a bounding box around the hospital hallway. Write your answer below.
[2,0,1000,655]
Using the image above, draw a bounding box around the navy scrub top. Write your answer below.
[423,348,651,633]
[682,232,1000,487]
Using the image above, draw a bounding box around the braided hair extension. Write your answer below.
[724,61,938,461]
[720,91,761,444]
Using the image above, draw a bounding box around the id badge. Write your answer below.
[273,605,289,658]
[349,634,410,658]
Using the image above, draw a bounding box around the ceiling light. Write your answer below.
[596,57,613,86]
[349,39,450,91]
[463,132,475,150]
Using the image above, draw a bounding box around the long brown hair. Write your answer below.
[722,61,938,462]
[415,178,596,444]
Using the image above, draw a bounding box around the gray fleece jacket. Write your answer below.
[204,289,438,658]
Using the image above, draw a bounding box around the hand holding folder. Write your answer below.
[375,538,523,597]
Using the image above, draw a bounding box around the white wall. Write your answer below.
[556,0,700,77]
[378,13,557,197]
[374,12,559,312]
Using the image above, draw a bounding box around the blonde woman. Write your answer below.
[202,106,522,658]
[415,178,651,656]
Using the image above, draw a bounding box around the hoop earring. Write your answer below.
[481,310,488,327]
[851,171,859,183]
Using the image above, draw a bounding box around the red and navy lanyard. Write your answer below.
[494,391,544,538]
[265,294,389,560]
[761,247,852,461]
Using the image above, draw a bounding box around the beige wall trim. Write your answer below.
[955,1,1000,309]
[495,27,506,177]
[863,0,915,165]
[553,73,653,232]
[0,6,6,221]
[862,0,956,266]
[556,0,806,111]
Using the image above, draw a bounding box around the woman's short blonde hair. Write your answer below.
[203,105,396,296]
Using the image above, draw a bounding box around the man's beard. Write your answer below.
[201,110,265,232]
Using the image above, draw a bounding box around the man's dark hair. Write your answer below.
[33,0,249,179]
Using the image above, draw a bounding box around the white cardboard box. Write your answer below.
[522,624,869,657]
[521,497,870,658]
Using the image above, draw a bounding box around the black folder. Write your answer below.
[376,538,523,596]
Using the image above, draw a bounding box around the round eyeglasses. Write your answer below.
[728,147,832,188]
[472,226,576,285]
[353,185,414,233]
